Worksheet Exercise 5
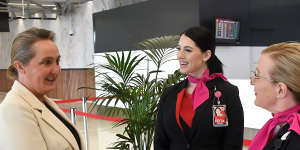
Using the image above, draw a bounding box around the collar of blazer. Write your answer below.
[11,80,81,150]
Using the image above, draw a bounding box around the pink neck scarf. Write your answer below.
[187,69,227,110]
[248,104,300,150]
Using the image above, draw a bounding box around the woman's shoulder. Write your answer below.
[2,88,32,105]
[281,123,300,149]
[0,90,35,120]
[164,79,188,93]
[159,79,187,104]
[288,130,300,139]
[286,131,300,148]
[265,129,300,150]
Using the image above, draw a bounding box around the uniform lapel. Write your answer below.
[175,88,186,131]
[12,81,80,150]
[44,98,83,150]
[40,102,80,150]
[190,79,216,140]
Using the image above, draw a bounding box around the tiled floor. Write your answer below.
[74,117,125,150]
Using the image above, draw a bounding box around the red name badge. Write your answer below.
[212,105,228,127]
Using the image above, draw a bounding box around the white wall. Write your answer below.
[217,46,272,129]
[216,46,266,79]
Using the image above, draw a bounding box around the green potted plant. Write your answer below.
[86,35,185,150]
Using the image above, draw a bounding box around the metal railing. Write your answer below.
[69,97,89,150]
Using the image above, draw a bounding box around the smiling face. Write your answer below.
[16,40,61,98]
[215,108,222,116]
[177,34,211,78]
[251,54,278,112]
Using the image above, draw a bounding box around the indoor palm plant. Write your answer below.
[88,35,185,150]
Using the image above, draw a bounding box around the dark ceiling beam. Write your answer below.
[3,0,93,19]
[27,0,47,9]
[25,0,33,18]
[0,1,7,6]
[72,0,93,5]
[61,0,71,15]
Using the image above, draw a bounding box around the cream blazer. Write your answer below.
[0,81,84,150]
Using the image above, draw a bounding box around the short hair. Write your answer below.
[7,27,55,80]
[182,26,223,74]
[262,42,300,103]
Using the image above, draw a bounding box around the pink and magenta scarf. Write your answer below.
[187,69,227,110]
[248,104,300,150]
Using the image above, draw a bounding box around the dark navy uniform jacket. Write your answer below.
[154,78,244,150]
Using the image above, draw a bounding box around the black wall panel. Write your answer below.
[199,0,300,46]
[248,0,300,45]
[93,0,300,52]
[93,0,199,53]
[0,0,9,32]
[198,0,250,46]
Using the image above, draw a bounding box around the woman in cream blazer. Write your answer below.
[0,81,84,150]
[0,28,84,150]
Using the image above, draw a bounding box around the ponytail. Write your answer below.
[7,65,18,80]
[207,54,223,74]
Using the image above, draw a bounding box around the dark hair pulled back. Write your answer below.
[182,26,223,74]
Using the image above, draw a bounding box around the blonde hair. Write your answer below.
[7,27,55,80]
[262,42,300,103]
